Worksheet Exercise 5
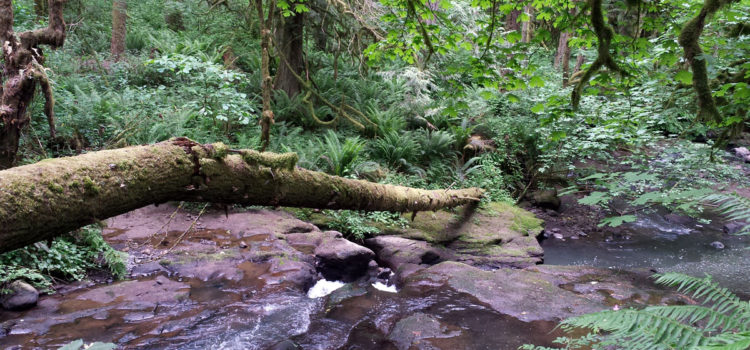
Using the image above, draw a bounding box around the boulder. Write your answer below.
[403,262,692,322]
[365,236,447,270]
[723,221,747,235]
[381,202,544,270]
[315,232,375,282]
[0,280,39,311]
[532,189,561,211]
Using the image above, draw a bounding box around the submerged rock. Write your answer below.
[710,241,725,250]
[0,281,39,311]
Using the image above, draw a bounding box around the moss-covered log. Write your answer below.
[0,138,483,253]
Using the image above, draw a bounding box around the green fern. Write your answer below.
[701,193,750,235]
[532,273,750,350]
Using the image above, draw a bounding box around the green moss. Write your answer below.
[239,149,298,171]
[83,177,100,195]
[47,183,64,193]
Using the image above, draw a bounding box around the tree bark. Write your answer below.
[0,138,484,253]
[505,9,520,32]
[0,0,66,170]
[255,0,276,151]
[677,0,738,124]
[274,12,305,98]
[111,0,127,61]
[521,5,534,43]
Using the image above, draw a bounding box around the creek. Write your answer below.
[0,205,746,349]
[542,208,750,293]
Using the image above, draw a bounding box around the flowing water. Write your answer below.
[542,209,750,293]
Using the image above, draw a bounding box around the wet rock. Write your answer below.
[404,262,688,322]
[266,339,301,350]
[315,233,375,282]
[723,222,746,235]
[1,281,39,311]
[384,202,544,270]
[130,261,168,277]
[664,213,692,225]
[365,236,447,270]
[532,189,561,211]
[710,241,725,250]
[734,147,750,157]
[552,233,564,240]
[388,313,461,350]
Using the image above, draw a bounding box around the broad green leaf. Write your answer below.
[675,70,693,85]
[598,215,637,227]
[531,103,544,113]
[579,192,610,205]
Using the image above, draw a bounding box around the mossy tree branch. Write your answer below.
[0,0,67,169]
[677,0,739,123]
[571,0,629,109]
[0,138,484,253]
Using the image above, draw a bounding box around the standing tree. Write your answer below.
[274,10,305,98]
[0,0,66,170]
[255,0,276,151]
[110,0,127,61]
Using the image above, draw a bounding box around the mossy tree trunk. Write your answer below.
[677,0,738,124]
[0,138,484,253]
[110,0,127,61]
[0,0,66,170]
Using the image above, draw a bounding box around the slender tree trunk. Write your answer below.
[255,0,276,151]
[555,32,572,86]
[0,0,66,170]
[574,53,585,73]
[110,0,127,61]
[521,5,534,43]
[0,138,484,253]
[274,12,304,98]
[33,0,48,17]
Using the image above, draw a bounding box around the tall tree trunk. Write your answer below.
[521,5,534,43]
[111,0,127,61]
[505,9,520,31]
[0,138,484,253]
[33,0,48,17]
[555,32,572,86]
[574,53,585,73]
[274,12,304,98]
[255,0,276,151]
[0,0,66,170]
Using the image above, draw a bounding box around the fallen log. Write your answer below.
[0,138,483,253]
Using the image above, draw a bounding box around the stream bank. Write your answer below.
[0,203,698,349]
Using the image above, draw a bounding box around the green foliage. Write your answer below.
[701,193,750,234]
[371,130,423,173]
[324,210,407,240]
[317,130,367,177]
[0,226,126,293]
[525,273,750,350]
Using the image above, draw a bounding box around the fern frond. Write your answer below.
[654,273,750,325]
[701,193,750,234]
[562,309,708,349]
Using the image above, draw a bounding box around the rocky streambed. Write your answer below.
[0,203,713,349]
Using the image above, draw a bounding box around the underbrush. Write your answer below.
[0,225,126,294]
